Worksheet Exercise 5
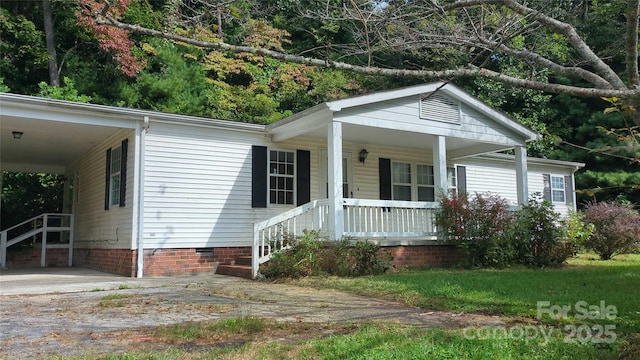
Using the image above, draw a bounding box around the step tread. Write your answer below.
[234,256,252,266]
[216,264,252,279]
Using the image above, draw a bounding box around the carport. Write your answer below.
[0,94,139,269]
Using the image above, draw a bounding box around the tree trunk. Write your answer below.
[43,0,60,87]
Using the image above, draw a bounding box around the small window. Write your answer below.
[417,164,435,202]
[551,175,565,203]
[269,150,295,205]
[392,162,412,201]
[447,167,457,196]
[110,146,122,206]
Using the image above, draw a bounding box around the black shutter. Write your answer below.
[565,175,574,206]
[542,174,551,202]
[104,148,111,210]
[296,149,311,206]
[119,139,128,207]
[252,145,268,208]
[456,166,467,195]
[379,158,392,200]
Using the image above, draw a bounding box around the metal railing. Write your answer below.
[1,213,74,269]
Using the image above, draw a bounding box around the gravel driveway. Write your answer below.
[0,268,504,359]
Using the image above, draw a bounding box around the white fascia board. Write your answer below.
[0,93,266,133]
[439,85,540,142]
[337,115,523,146]
[268,104,333,141]
[449,144,520,159]
[475,153,586,171]
[325,82,446,111]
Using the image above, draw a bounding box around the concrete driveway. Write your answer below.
[0,267,208,296]
[0,267,504,359]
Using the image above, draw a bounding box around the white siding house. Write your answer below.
[0,82,584,277]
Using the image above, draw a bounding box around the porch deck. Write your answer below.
[252,199,440,278]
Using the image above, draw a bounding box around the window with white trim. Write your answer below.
[269,150,295,205]
[109,146,122,206]
[393,162,457,201]
[447,167,457,196]
[417,164,435,201]
[551,175,565,203]
[392,162,412,201]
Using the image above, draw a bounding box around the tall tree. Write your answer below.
[42,0,60,86]
[82,0,640,105]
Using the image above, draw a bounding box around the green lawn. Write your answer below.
[296,253,640,330]
[59,254,640,360]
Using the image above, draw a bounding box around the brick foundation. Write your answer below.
[4,247,70,268]
[6,244,459,276]
[73,248,136,277]
[384,245,462,269]
[142,247,251,276]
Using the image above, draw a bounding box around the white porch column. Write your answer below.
[515,145,529,205]
[327,121,344,239]
[433,135,448,196]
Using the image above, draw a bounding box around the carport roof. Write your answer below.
[0,93,264,173]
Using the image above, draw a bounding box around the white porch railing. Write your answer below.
[252,199,330,278]
[251,198,441,279]
[343,199,439,237]
[1,213,74,269]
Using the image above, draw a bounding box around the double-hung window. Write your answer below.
[392,162,412,201]
[109,146,122,206]
[269,150,295,205]
[447,167,457,195]
[551,175,565,203]
[417,164,435,201]
[105,138,128,210]
[391,162,457,201]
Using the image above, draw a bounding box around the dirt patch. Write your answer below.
[0,275,506,359]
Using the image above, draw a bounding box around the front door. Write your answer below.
[319,149,353,198]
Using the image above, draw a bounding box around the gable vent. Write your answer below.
[419,93,461,123]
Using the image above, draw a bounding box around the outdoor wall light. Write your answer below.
[359,148,369,165]
[12,131,23,140]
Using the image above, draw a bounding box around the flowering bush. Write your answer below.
[583,202,640,260]
[435,192,514,267]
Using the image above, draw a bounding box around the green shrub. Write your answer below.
[435,192,514,268]
[350,240,391,276]
[260,231,390,279]
[504,200,571,267]
[583,201,640,260]
[436,193,576,268]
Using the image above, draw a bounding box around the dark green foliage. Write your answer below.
[260,231,390,279]
[1,172,64,230]
[436,193,578,268]
[583,202,640,260]
[37,77,91,102]
[504,200,571,267]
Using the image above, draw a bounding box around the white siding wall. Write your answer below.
[457,157,576,216]
[69,129,135,249]
[143,123,261,248]
[142,123,576,249]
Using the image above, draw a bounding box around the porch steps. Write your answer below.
[216,256,253,279]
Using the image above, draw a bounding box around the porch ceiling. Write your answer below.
[297,123,514,158]
[1,114,122,174]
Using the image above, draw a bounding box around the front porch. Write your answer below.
[251,83,540,278]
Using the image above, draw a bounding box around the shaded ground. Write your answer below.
[0,269,505,359]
